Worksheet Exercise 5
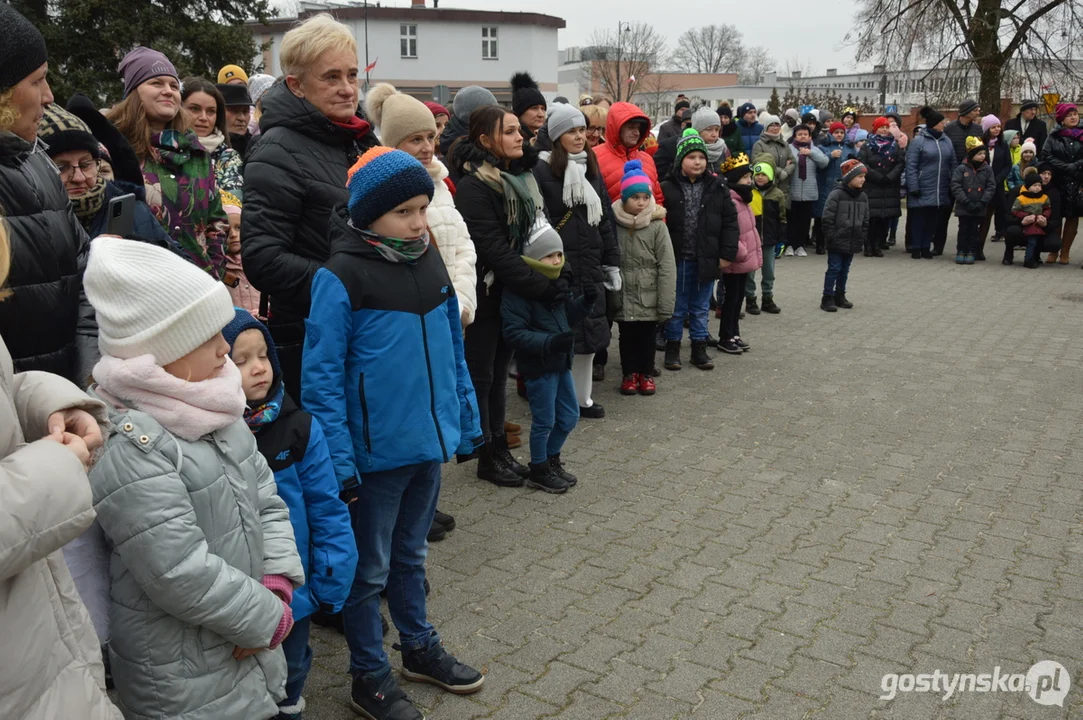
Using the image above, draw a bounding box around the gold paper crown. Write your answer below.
[965,136,985,151]
[720,152,750,175]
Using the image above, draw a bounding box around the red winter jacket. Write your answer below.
[594,102,666,207]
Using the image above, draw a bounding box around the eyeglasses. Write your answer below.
[586,126,603,134]
[56,158,102,183]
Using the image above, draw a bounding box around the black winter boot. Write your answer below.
[745,296,761,315]
[834,292,853,309]
[493,434,529,478]
[761,295,781,314]
[549,453,577,487]
[664,341,682,371]
[690,341,714,370]
[476,439,524,487]
[821,295,838,312]
[526,460,569,494]
[350,670,424,720]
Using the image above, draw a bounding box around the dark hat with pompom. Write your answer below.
[511,72,546,118]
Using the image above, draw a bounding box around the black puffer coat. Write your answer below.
[858,141,904,219]
[242,83,378,398]
[533,157,619,355]
[1039,128,1083,218]
[822,183,869,254]
[452,142,556,322]
[0,132,96,384]
[660,170,739,282]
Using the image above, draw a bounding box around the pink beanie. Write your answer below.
[1021,139,1037,155]
[1055,103,1077,125]
[980,114,1001,133]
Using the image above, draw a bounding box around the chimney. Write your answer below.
[411,0,424,7]
[826,68,837,77]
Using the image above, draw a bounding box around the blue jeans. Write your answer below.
[745,245,776,298]
[824,252,854,295]
[343,461,441,677]
[524,371,579,464]
[665,259,713,342]
[279,616,312,710]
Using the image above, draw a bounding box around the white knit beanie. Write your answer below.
[364,82,437,151]
[84,237,235,365]
[691,106,721,133]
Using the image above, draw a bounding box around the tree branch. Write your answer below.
[1005,0,1070,58]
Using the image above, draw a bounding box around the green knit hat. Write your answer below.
[675,128,708,167]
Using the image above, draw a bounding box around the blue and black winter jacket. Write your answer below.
[302,206,482,480]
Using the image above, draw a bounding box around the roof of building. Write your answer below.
[250,4,566,32]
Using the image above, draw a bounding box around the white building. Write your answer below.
[248,0,565,104]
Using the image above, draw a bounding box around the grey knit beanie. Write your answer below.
[523,217,563,261]
[452,85,497,120]
[547,102,585,142]
[0,4,48,92]
[691,107,721,133]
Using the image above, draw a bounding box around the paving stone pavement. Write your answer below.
[302,232,1083,720]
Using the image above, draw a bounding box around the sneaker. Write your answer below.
[795,247,808,257]
[526,460,569,494]
[775,245,786,258]
[733,337,750,352]
[955,253,965,264]
[433,509,456,532]
[783,247,795,257]
[620,375,638,395]
[964,252,975,265]
[549,453,577,487]
[718,339,742,355]
[579,403,605,419]
[350,671,423,720]
[592,365,605,382]
[637,375,656,396]
[276,708,303,720]
[706,333,719,348]
[399,638,485,695]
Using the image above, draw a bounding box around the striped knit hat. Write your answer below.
[840,158,867,185]
[620,159,652,201]
[346,147,434,231]
[675,128,708,167]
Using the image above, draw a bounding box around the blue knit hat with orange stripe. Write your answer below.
[346,146,434,230]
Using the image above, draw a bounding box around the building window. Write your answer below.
[400,24,417,59]
[482,26,498,60]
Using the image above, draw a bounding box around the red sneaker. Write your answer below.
[637,375,656,395]
[620,374,639,395]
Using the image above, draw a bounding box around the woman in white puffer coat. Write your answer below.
[365,83,478,326]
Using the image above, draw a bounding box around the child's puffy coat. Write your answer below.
[724,188,764,275]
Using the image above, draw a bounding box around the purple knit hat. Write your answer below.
[980,114,1001,133]
[1055,103,1078,125]
[118,47,178,99]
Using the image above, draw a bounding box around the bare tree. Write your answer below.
[635,73,680,125]
[846,0,1083,112]
[740,46,774,85]
[587,23,668,103]
[670,24,745,74]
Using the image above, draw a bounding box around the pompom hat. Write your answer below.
[511,72,546,118]
[84,237,235,365]
[364,83,437,151]
[346,147,434,231]
[620,159,652,200]
[675,128,709,166]
[840,158,867,185]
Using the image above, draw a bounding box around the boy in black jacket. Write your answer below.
[502,219,593,494]
[821,159,869,312]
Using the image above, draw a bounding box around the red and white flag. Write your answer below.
[364,57,378,73]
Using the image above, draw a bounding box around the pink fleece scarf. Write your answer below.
[93,355,246,441]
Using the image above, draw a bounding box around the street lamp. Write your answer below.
[615,21,631,102]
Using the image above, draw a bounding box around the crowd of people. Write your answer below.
[1,5,1082,720]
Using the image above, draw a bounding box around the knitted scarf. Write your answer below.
[72,175,108,231]
[245,382,284,430]
[199,129,227,154]
[539,150,603,226]
[792,139,811,180]
[865,134,897,164]
[465,160,543,248]
[1056,126,1083,141]
[355,225,431,262]
[705,139,728,165]
[93,354,245,442]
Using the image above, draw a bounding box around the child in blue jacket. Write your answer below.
[501,219,594,495]
[224,309,357,720]
[301,147,484,719]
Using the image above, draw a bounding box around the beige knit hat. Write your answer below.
[364,82,437,150]
[84,237,235,365]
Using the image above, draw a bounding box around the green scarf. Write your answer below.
[357,227,431,263]
[466,160,543,248]
[72,176,108,231]
[521,254,565,280]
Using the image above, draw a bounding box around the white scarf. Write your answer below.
[540,150,603,226]
[198,129,226,154]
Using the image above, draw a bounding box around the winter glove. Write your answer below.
[602,265,622,292]
[549,331,575,353]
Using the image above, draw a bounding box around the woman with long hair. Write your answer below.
[106,48,227,279]
[979,115,1010,249]
[181,76,244,200]
[533,104,619,417]
[453,105,563,486]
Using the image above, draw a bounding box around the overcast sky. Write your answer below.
[452,0,864,77]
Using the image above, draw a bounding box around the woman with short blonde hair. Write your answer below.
[242,12,378,399]
[582,104,608,148]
